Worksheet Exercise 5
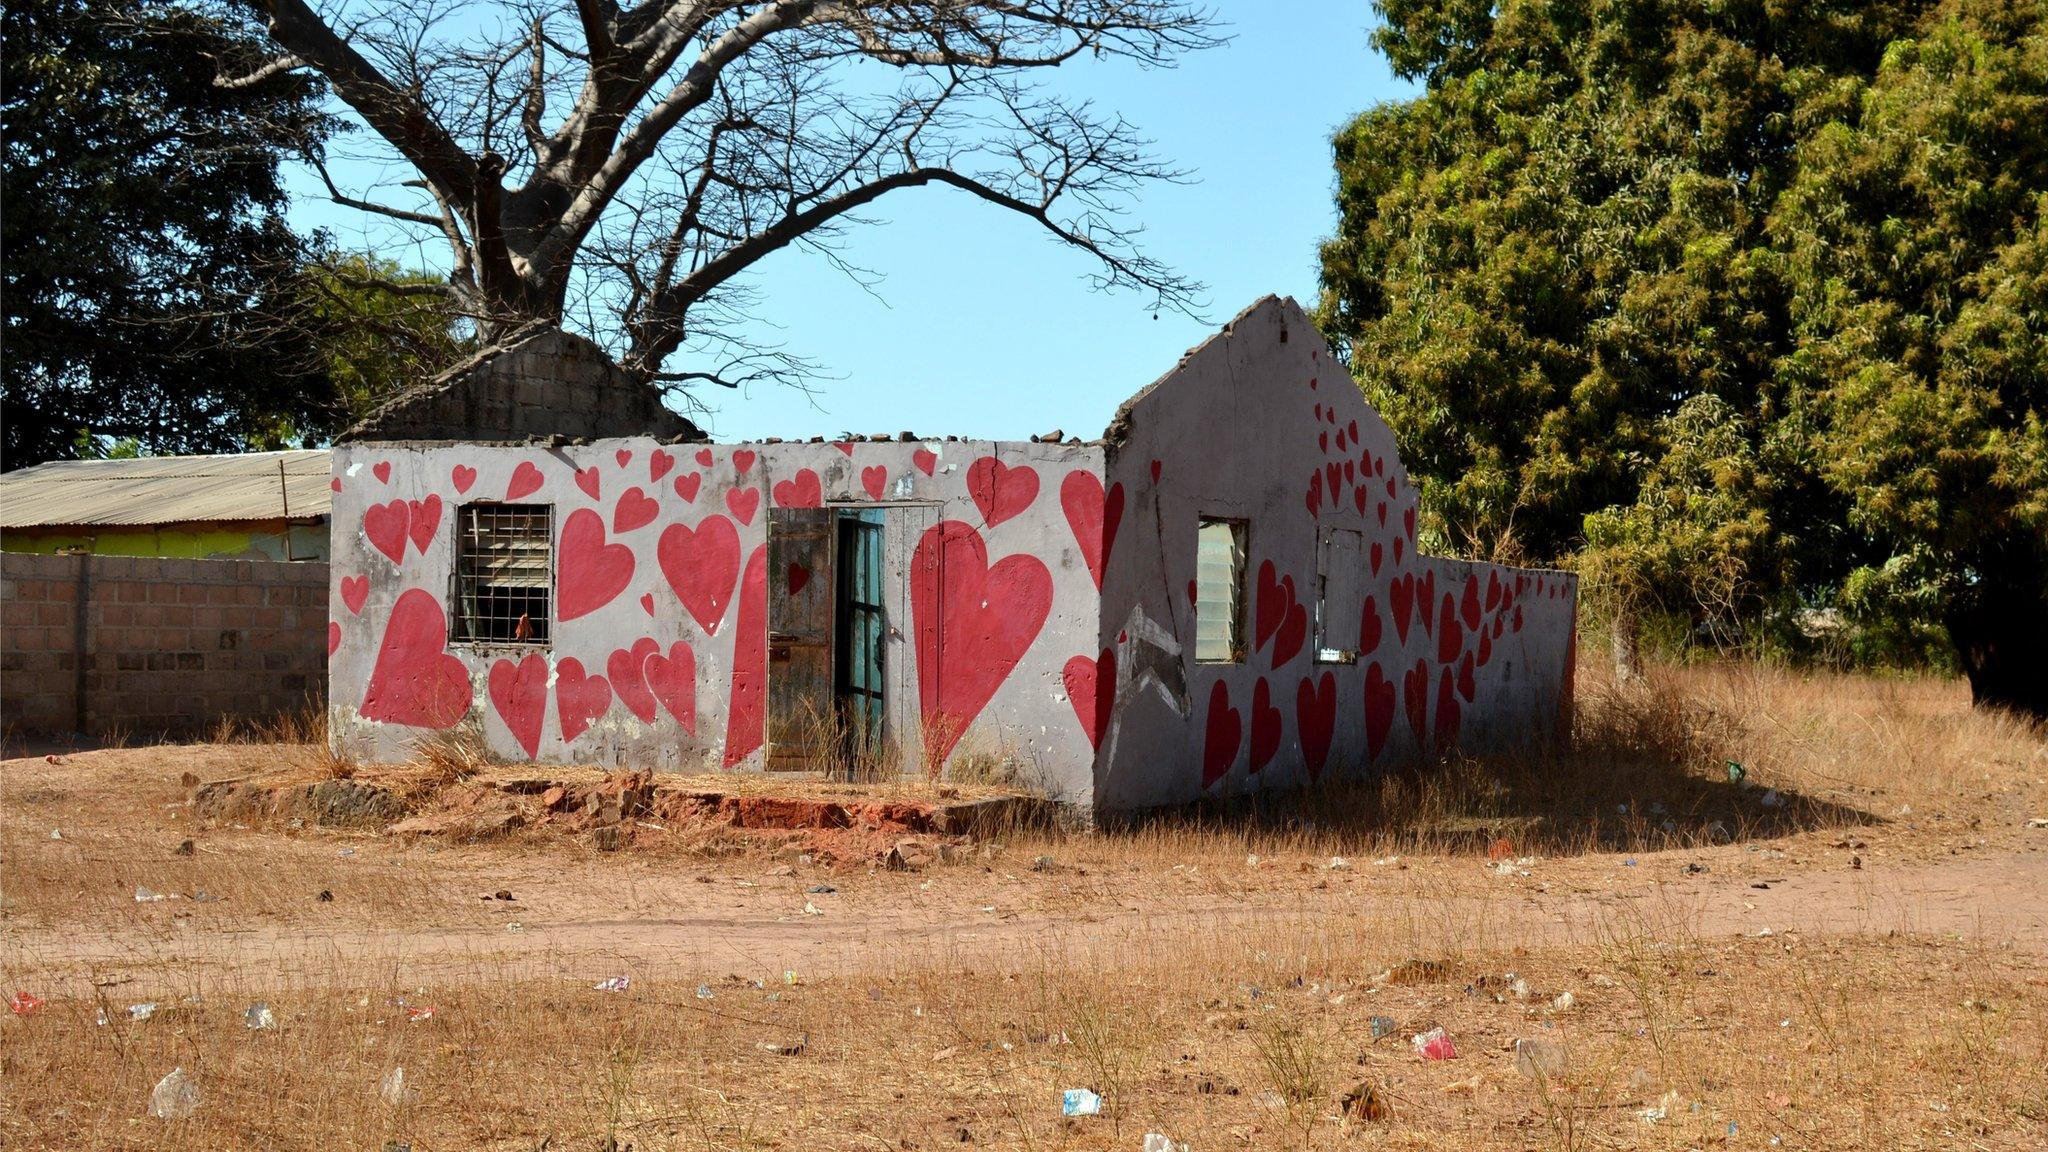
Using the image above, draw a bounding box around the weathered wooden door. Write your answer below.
[766,508,834,771]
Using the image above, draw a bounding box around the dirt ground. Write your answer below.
[4,663,2046,1150]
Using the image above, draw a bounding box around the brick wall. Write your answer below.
[1,552,328,738]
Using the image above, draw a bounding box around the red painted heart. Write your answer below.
[658,514,741,635]
[1149,459,1162,484]
[1370,541,1383,576]
[644,640,696,733]
[1402,658,1431,747]
[787,561,811,596]
[327,621,341,656]
[1059,471,1124,589]
[912,448,937,476]
[1062,649,1117,751]
[451,465,477,494]
[575,466,602,500]
[1296,671,1337,780]
[1389,573,1414,646]
[1271,594,1307,670]
[732,449,757,474]
[406,495,441,555]
[363,499,409,564]
[1461,573,1483,631]
[1436,591,1464,666]
[639,592,655,615]
[1248,677,1283,773]
[695,448,715,468]
[506,461,544,501]
[674,472,702,502]
[612,486,659,533]
[339,575,369,615]
[1254,561,1289,653]
[861,465,888,499]
[615,448,633,469]
[1363,662,1396,761]
[555,658,613,743]
[557,508,635,621]
[910,520,1053,773]
[607,638,663,724]
[772,468,822,509]
[1433,665,1462,748]
[966,457,1039,528]
[489,652,549,757]
[360,589,471,730]
[1418,570,1437,636]
[1359,594,1382,656]
[1202,680,1241,788]
[721,545,769,768]
[649,449,675,484]
[1457,651,1476,703]
[725,486,760,525]
[372,461,392,484]
[833,441,856,457]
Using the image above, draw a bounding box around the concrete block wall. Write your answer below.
[0,552,329,738]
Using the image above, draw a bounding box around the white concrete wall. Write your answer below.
[1093,298,1577,811]
[327,438,1105,804]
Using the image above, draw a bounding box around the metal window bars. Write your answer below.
[454,504,552,644]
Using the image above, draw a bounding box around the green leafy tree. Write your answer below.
[292,254,473,427]
[1320,0,2048,717]
[1,0,330,467]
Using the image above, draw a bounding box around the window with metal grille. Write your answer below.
[1193,518,1247,663]
[453,504,552,644]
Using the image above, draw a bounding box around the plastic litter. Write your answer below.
[1638,1088,1682,1124]
[9,991,44,1016]
[1410,1027,1458,1060]
[1326,856,1351,870]
[129,1002,159,1022]
[379,1066,415,1106]
[1143,1133,1190,1151]
[148,1067,201,1119]
[135,886,168,902]
[696,985,715,1000]
[1513,1037,1567,1079]
[1061,1088,1103,1116]
[1367,1015,1399,1040]
[403,1005,436,1022]
[593,976,630,992]
[1549,991,1576,1012]
[1725,760,1746,785]
[244,1002,276,1030]
[49,828,62,840]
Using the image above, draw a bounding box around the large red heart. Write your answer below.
[911,520,1053,772]
[613,486,659,533]
[658,514,741,635]
[1359,595,1383,655]
[1271,596,1307,670]
[360,589,471,729]
[555,657,613,743]
[725,486,760,525]
[1248,677,1283,773]
[721,545,769,768]
[1436,591,1464,666]
[1202,680,1242,788]
[506,461,545,500]
[1363,662,1396,761]
[649,449,675,484]
[1402,658,1430,748]
[1062,649,1116,750]
[608,638,663,723]
[1254,561,1288,652]
[1297,671,1337,780]
[557,508,635,621]
[1433,666,1463,748]
[966,457,1039,527]
[645,640,696,733]
[1059,471,1123,589]
[772,468,822,509]
[861,466,888,499]
[1389,573,1415,646]
[363,499,409,564]
[489,652,549,757]
[339,575,368,615]
[406,495,442,555]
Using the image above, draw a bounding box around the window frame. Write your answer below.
[448,500,556,647]
[1192,516,1249,665]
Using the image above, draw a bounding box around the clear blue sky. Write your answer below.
[288,3,1415,443]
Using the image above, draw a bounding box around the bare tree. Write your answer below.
[217,0,1219,402]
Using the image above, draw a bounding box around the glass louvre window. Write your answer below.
[454,504,552,643]
[1193,519,1247,663]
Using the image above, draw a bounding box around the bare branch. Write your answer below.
[214,54,304,89]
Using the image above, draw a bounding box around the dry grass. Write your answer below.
[2,656,2044,1150]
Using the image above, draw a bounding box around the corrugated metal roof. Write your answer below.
[0,450,331,528]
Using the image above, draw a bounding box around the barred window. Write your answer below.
[1193,518,1247,664]
[454,504,552,644]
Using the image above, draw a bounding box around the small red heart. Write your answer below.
[613,486,659,533]
[1149,459,1162,483]
[506,461,544,501]
[732,449,756,474]
[861,465,887,499]
[649,449,675,483]
[575,466,602,500]
[912,448,937,476]
[725,486,760,525]
[451,465,477,494]
[372,461,391,484]
[772,468,822,509]
[329,477,342,493]
[639,592,655,615]
[674,472,702,502]
[406,495,441,554]
[340,575,368,614]
[833,442,855,456]
[787,561,811,595]
[327,621,341,656]
[615,448,633,468]
[695,448,715,468]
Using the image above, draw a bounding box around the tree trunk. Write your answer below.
[1945,542,2048,723]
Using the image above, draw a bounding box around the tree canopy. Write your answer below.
[1319,0,2048,715]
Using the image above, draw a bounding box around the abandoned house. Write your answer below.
[327,298,1577,814]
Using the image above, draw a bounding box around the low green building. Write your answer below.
[0,450,330,561]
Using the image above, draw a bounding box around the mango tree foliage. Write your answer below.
[1320,0,2048,716]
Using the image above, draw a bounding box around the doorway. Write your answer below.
[766,506,898,775]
